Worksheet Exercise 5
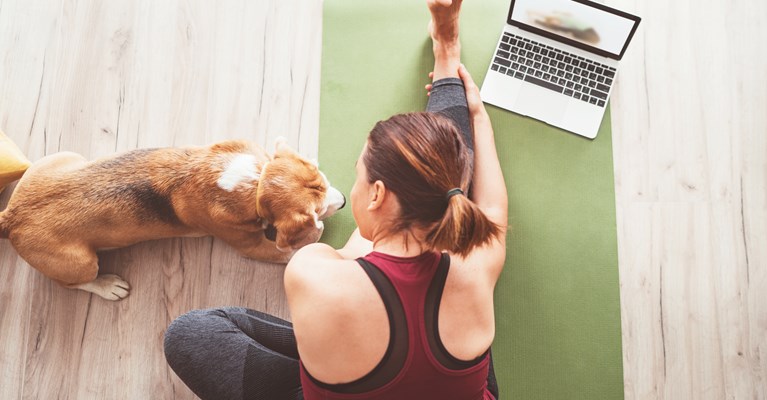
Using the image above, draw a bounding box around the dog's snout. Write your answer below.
[321,186,346,219]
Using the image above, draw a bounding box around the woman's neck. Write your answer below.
[371,229,429,258]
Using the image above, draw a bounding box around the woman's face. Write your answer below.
[350,146,373,239]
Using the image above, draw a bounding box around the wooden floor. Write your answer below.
[0,0,764,399]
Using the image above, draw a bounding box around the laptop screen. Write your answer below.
[508,0,640,59]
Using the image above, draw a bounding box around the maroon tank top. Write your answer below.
[299,251,494,400]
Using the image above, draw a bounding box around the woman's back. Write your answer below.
[292,250,495,400]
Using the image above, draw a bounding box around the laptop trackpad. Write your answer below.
[513,84,568,124]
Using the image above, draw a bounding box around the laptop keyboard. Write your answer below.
[491,33,615,107]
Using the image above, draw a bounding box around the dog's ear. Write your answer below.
[273,137,299,158]
[274,211,323,252]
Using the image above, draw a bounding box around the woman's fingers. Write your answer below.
[458,64,485,116]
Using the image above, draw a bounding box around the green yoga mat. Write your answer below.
[318,1,623,399]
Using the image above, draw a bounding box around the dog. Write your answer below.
[0,138,345,300]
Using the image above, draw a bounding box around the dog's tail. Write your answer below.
[0,211,9,239]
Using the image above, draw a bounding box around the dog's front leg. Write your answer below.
[216,230,295,264]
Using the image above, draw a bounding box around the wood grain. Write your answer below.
[0,0,764,399]
[611,0,767,398]
[0,1,320,399]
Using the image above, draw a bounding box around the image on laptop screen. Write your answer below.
[510,0,636,56]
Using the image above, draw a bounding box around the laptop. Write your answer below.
[480,0,641,139]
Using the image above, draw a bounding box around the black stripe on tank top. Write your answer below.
[301,258,409,394]
[425,253,489,370]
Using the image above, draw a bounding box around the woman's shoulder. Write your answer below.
[448,240,507,290]
[284,243,374,315]
[285,244,391,382]
[286,243,359,292]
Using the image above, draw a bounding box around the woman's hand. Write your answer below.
[457,64,490,123]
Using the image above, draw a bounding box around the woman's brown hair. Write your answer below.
[364,112,501,256]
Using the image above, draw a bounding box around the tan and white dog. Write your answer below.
[0,139,345,300]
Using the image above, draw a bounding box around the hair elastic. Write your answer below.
[446,187,464,200]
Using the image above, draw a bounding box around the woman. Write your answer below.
[164,1,507,399]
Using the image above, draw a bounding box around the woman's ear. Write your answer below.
[367,180,387,211]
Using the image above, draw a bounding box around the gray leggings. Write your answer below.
[163,78,496,400]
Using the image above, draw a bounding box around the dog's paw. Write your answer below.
[79,274,131,301]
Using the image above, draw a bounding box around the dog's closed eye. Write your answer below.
[265,224,277,241]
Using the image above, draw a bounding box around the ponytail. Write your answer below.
[426,191,501,257]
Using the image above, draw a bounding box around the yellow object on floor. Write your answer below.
[0,130,31,192]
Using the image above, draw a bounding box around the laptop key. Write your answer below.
[597,83,610,92]
[565,73,573,80]
[575,84,582,91]
[556,70,565,77]
[565,65,574,72]
[587,80,596,88]
[542,65,549,72]
[520,66,527,73]
[524,75,564,93]
[573,93,581,100]
[533,46,540,52]
[543,73,551,80]
[549,75,557,83]
[589,72,597,80]
[511,62,520,70]
[604,70,616,78]
[558,78,567,85]
[534,62,541,69]
[535,70,543,78]
[525,59,534,67]
[589,97,598,105]
[500,43,511,51]
[491,64,499,71]
[494,57,511,67]
[555,54,564,61]
[514,72,524,79]
[564,56,572,63]
[598,100,605,107]
[587,64,596,72]
[580,61,588,68]
[597,75,605,83]
[500,67,508,74]
[581,70,589,78]
[596,67,604,74]
[541,49,549,57]
[511,39,517,46]
[564,88,574,96]
[506,69,515,77]
[574,67,581,75]
[497,50,510,59]
[566,81,574,89]
[582,95,590,102]
[590,89,607,100]
[605,78,613,85]
[519,50,526,57]
[549,59,557,66]
[573,76,581,84]
[525,43,533,50]
[511,55,518,62]
[511,47,519,54]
